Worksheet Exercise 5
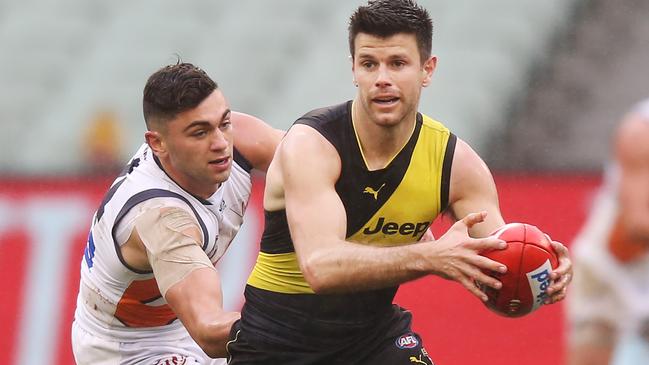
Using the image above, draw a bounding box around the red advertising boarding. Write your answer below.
[0,174,600,365]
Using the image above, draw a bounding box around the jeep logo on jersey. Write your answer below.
[396,334,419,349]
[526,259,553,311]
[363,217,429,237]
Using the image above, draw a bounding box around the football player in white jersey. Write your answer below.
[71,62,282,365]
[568,98,649,365]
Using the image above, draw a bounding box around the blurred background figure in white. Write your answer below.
[567,98,649,365]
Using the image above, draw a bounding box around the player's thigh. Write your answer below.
[362,332,435,365]
[72,321,121,365]
[226,320,326,365]
[122,338,224,365]
[72,321,223,365]
[148,354,225,365]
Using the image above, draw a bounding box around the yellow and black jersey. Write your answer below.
[242,101,455,345]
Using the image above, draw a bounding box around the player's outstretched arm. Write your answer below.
[133,207,239,358]
[232,112,284,173]
[165,268,239,358]
[447,138,573,304]
[280,125,505,295]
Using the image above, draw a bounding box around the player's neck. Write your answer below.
[351,101,416,171]
[157,156,218,200]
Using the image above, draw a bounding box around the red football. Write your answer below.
[481,223,558,317]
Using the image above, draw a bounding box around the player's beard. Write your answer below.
[367,96,417,128]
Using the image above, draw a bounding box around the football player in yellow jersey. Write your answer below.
[228,1,573,364]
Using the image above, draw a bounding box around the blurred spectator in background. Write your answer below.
[568,98,649,365]
[83,109,123,175]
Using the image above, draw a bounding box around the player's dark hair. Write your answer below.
[348,0,433,63]
[143,62,217,129]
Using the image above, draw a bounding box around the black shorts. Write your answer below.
[226,312,435,365]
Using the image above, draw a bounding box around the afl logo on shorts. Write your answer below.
[395,334,419,349]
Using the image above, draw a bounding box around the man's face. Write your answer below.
[352,32,435,127]
[152,90,233,197]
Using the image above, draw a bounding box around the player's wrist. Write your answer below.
[198,311,241,357]
[408,242,437,274]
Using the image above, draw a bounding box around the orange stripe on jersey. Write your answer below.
[114,278,176,327]
[608,215,649,263]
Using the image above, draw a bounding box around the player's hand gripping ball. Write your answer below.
[480,223,558,317]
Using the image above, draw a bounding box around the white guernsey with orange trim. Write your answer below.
[72,143,252,365]
[568,98,649,363]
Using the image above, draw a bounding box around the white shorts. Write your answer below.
[72,321,226,365]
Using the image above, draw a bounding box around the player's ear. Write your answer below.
[145,130,167,157]
[350,55,358,86]
[422,55,437,87]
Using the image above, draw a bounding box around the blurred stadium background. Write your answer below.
[1,0,648,364]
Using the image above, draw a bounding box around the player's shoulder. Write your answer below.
[136,197,196,215]
[419,113,451,135]
[278,122,342,182]
[280,116,341,166]
[296,101,351,128]
[617,109,649,152]
[619,112,649,135]
[418,114,455,157]
[620,97,649,139]
[282,123,337,155]
[287,101,351,153]
[119,197,198,237]
[231,111,268,132]
[231,111,283,173]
